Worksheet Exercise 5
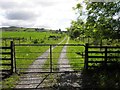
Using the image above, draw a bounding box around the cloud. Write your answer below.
[0,0,17,9]
[0,0,57,9]
[0,0,78,30]
[2,20,35,27]
[5,10,39,20]
[32,0,58,7]
[0,0,39,11]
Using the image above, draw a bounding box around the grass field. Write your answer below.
[2,31,64,46]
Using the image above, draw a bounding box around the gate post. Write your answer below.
[10,41,14,73]
[104,46,107,68]
[50,45,52,72]
[13,42,17,73]
[84,43,88,70]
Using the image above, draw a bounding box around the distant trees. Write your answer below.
[9,26,18,28]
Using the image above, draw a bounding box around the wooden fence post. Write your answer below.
[50,45,52,72]
[104,46,107,68]
[84,43,88,70]
[5,39,7,46]
[19,39,20,44]
[13,42,17,73]
[10,41,14,73]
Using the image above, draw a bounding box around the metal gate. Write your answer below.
[14,44,85,74]
[14,43,85,89]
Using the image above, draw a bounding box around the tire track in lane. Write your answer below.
[58,37,73,72]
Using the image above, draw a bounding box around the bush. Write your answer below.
[33,39,39,44]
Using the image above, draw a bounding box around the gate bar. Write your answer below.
[50,45,52,72]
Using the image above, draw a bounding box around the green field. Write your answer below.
[2,31,64,46]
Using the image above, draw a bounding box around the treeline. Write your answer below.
[67,1,120,45]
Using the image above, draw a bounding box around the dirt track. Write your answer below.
[58,37,73,72]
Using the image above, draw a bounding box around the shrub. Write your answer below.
[33,39,39,44]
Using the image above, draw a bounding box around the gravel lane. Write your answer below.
[16,37,66,88]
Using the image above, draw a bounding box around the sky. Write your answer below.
[0,0,82,31]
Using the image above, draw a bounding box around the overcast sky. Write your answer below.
[0,0,82,30]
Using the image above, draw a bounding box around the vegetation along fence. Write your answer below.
[1,38,25,46]
[0,41,14,79]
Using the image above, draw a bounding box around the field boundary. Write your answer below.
[0,41,14,79]
[1,42,120,78]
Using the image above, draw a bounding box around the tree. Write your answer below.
[69,0,120,44]
[86,1,120,40]
[67,19,84,39]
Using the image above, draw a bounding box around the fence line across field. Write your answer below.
[15,43,85,46]
[1,41,120,78]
